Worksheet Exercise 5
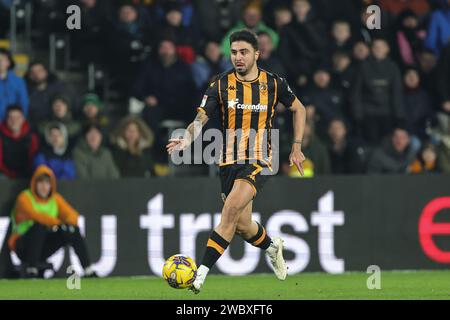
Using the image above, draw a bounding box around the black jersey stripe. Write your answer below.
[225,73,237,164]
[254,71,268,160]
[266,77,278,162]
[234,80,244,163]
[248,79,261,160]
[219,77,227,164]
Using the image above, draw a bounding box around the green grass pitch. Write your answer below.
[0,271,449,300]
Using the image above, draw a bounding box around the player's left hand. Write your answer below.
[289,147,305,176]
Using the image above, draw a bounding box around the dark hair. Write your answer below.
[229,29,259,51]
[274,5,290,12]
[314,63,332,74]
[24,61,49,83]
[332,20,351,27]
[257,31,271,39]
[51,94,71,107]
[83,122,103,137]
[157,37,177,49]
[48,124,62,132]
[164,2,182,13]
[329,117,349,128]
[403,65,420,74]
[372,37,389,45]
[6,104,24,115]
[0,48,15,70]
[392,125,410,135]
[27,60,48,71]
[332,50,351,59]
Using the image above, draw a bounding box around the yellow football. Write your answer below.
[162,254,197,289]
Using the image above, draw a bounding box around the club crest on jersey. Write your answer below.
[259,82,268,92]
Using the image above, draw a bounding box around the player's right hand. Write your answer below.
[166,138,186,154]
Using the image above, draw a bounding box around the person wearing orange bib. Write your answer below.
[8,165,96,278]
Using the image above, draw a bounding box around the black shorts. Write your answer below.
[219,163,271,202]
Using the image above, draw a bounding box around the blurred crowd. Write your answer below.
[0,0,450,179]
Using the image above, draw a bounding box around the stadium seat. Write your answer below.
[0,39,10,49]
[12,53,29,77]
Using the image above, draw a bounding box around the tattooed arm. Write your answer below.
[166,111,209,154]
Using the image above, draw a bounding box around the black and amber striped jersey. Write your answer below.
[197,68,297,167]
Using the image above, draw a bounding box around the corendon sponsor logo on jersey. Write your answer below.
[227,99,268,112]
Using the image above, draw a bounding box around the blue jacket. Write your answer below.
[191,57,231,90]
[0,71,29,121]
[33,152,76,180]
[425,9,450,56]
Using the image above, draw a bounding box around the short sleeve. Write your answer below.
[276,76,296,108]
[197,80,220,118]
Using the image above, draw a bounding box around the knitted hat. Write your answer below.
[82,93,103,109]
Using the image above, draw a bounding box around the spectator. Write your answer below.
[367,127,416,173]
[357,5,390,44]
[70,0,113,66]
[437,135,450,173]
[273,5,293,33]
[110,116,154,178]
[37,95,81,143]
[331,51,356,114]
[257,31,286,77]
[417,48,438,96]
[133,39,196,139]
[0,49,29,121]
[409,143,439,173]
[351,38,405,145]
[33,123,76,180]
[154,0,195,27]
[25,62,71,124]
[328,20,354,56]
[220,2,279,58]
[0,106,39,178]
[156,3,198,64]
[282,121,331,177]
[191,41,231,91]
[261,0,291,29]
[402,67,434,140]
[31,1,67,48]
[391,9,426,68]
[435,43,450,133]
[80,93,109,129]
[310,0,363,30]
[8,165,97,278]
[352,40,371,63]
[332,51,357,130]
[193,0,242,43]
[424,0,450,56]
[73,124,120,179]
[302,68,345,138]
[326,118,367,174]
[107,4,153,95]
[278,0,328,88]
